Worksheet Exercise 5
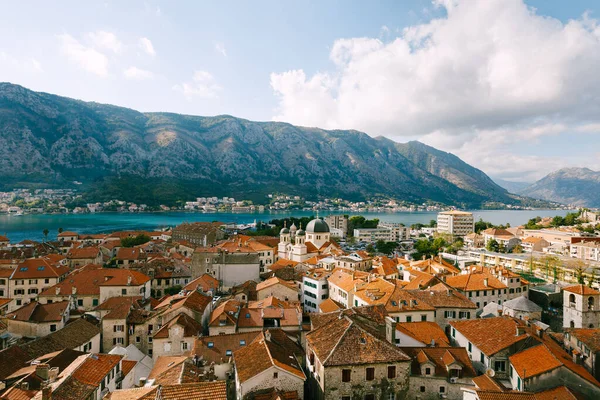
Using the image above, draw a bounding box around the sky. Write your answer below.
[1,0,599,183]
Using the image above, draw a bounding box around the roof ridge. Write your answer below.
[321,316,353,365]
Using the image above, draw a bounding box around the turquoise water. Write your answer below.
[0,209,569,243]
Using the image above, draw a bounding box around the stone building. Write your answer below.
[563,284,600,329]
[305,306,411,400]
[234,329,305,399]
[171,222,224,246]
[191,245,260,289]
[152,313,202,359]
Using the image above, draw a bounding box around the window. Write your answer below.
[207,342,214,348]
[136,336,141,343]
[421,314,427,321]
[388,366,396,379]
[240,340,246,346]
[273,372,278,379]
[509,365,513,378]
[452,328,456,338]
[93,299,99,306]
[148,337,153,343]
[494,361,506,372]
[121,289,127,295]
[226,350,232,356]
[439,386,446,394]
[342,369,351,382]
[366,367,375,381]
[182,342,189,351]
[386,393,395,400]
[480,353,485,364]
[77,299,83,306]
[364,395,375,400]
[468,342,472,352]
[406,316,412,322]
[50,324,57,332]
[420,386,426,393]
[44,279,49,284]
[425,367,431,375]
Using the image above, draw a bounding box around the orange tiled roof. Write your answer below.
[184,274,219,292]
[12,258,69,279]
[39,266,150,297]
[318,298,344,313]
[306,306,410,367]
[153,313,202,339]
[141,382,227,400]
[564,284,600,295]
[121,360,137,377]
[395,321,450,346]
[409,286,477,309]
[534,386,581,400]
[445,271,507,292]
[73,354,122,386]
[116,247,146,261]
[566,328,600,352]
[256,276,298,292]
[194,331,261,364]
[233,329,304,383]
[67,247,100,259]
[7,300,69,323]
[509,344,562,378]
[449,317,528,356]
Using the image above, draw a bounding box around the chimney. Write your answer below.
[430,339,435,347]
[127,276,132,286]
[139,377,147,387]
[48,367,59,383]
[447,289,453,297]
[20,382,29,391]
[55,287,60,295]
[265,330,271,342]
[484,278,489,287]
[71,287,76,295]
[36,363,50,381]
[42,386,52,400]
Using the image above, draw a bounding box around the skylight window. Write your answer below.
[207,342,214,348]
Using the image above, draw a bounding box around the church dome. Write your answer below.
[280,227,290,235]
[296,229,305,236]
[290,223,297,232]
[306,218,330,233]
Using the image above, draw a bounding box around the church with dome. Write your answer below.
[278,218,338,262]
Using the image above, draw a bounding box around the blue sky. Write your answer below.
[1,0,599,182]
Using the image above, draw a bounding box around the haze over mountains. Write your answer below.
[518,168,600,208]
[0,83,547,207]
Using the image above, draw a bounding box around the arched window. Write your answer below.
[570,320,575,328]
[589,297,595,310]
[590,323,595,328]
[569,294,576,304]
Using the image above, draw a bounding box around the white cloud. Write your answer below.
[123,66,154,80]
[139,37,156,56]
[58,34,109,76]
[87,31,124,53]
[173,70,221,99]
[270,0,600,180]
[214,42,227,57]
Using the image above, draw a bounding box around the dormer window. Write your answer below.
[207,342,214,348]
[425,367,431,375]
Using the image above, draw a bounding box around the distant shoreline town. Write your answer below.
[0,188,571,216]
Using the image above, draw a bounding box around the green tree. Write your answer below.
[165,285,183,296]
[486,239,499,252]
[58,227,63,234]
[375,240,397,255]
[121,234,151,247]
[43,229,49,242]
[366,243,375,255]
[429,219,437,228]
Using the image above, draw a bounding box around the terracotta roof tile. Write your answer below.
[318,298,344,313]
[564,284,600,295]
[153,313,202,339]
[121,360,137,377]
[233,329,304,383]
[194,331,261,364]
[66,247,101,259]
[7,300,69,323]
[72,354,122,386]
[11,258,69,279]
[395,321,450,346]
[141,382,227,400]
[450,317,528,356]
[402,347,476,378]
[307,306,410,366]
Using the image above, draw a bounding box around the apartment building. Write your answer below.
[437,210,474,236]
[302,268,331,312]
[9,258,70,310]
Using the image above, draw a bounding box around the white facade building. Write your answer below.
[437,211,474,236]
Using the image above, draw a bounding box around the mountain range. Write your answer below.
[518,168,600,208]
[0,82,541,207]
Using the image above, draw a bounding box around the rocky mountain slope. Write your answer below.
[519,168,600,207]
[0,82,517,206]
